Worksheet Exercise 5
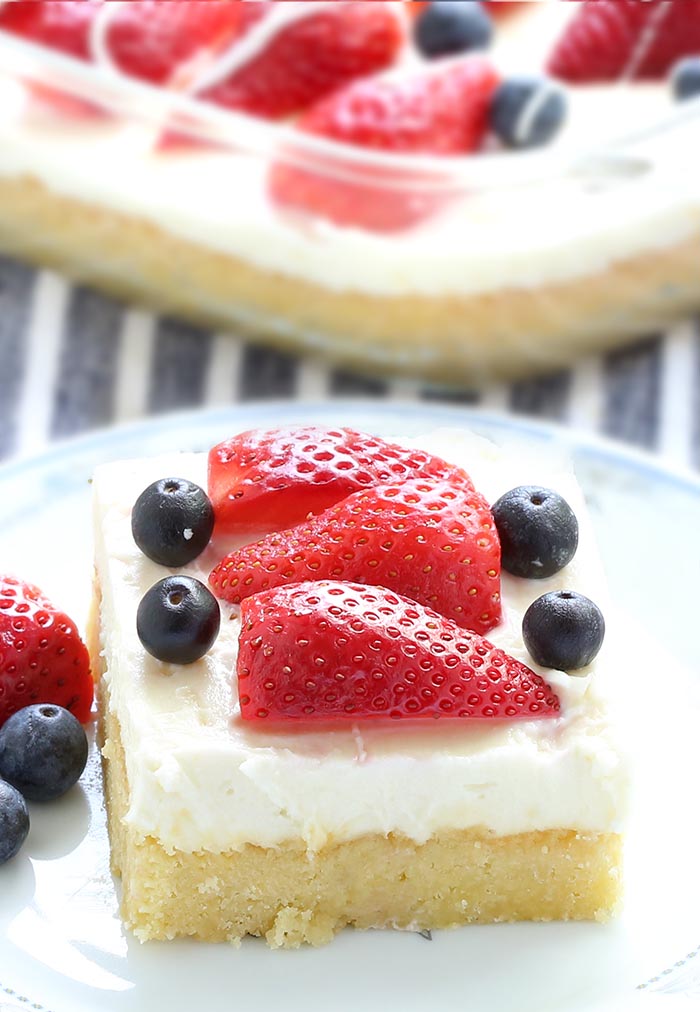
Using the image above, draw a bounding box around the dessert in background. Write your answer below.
[0,1,698,381]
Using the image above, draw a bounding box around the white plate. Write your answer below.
[1,402,699,1012]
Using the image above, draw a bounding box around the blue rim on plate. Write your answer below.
[3,400,700,493]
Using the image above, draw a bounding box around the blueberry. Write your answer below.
[137,576,220,665]
[414,1,493,58]
[0,705,88,803]
[492,485,578,579]
[490,76,567,149]
[132,477,214,567]
[0,780,30,865]
[523,591,605,672]
[671,57,700,101]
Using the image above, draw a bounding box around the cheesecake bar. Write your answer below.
[90,429,629,946]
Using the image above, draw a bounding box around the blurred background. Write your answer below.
[1,259,694,466]
[0,0,698,470]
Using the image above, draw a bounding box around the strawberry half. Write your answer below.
[0,1,99,60]
[269,57,499,232]
[199,1,405,119]
[208,426,473,535]
[95,1,251,88]
[237,581,559,722]
[211,476,501,634]
[0,576,93,728]
[486,2,525,19]
[548,0,700,83]
[0,0,105,117]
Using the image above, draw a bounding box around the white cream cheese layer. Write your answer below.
[1,2,698,297]
[92,430,630,854]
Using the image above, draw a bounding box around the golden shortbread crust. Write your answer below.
[2,173,700,383]
[88,592,623,948]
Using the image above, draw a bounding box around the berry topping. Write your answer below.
[237,581,559,722]
[0,0,99,60]
[208,427,473,535]
[491,486,578,580]
[0,780,30,866]
[131,477,215,568]
[137,576,220,665]
[671,56,700,101]
[522,591,605,672]
[490,76,567,150]
[548,0,700,83]
[414,1,493,58]
[211,475,501,635]
[91,0,247,87]
[269,57,500,232]
[0,576,93,728]
[197,1,405,120]
[0,704,88,802]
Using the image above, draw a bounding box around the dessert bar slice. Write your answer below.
[90,428,628,946]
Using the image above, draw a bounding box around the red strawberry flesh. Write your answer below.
[211,475,501,635]
[201,1,405,119]
[548,0,700,83]
[0,576,93,727]
[237,581,559,722]
[0,0,100,60]
[269,57,499,232]
[208,426,474,535]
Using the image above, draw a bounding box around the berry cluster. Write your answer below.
[132,426,606,726]
[0,576,92,866]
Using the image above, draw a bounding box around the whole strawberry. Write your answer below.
[211,476,501,635]
[237,581,559,722]
[548,0,700,83]
[208,426,473,535]
[269,57,499,231]
[0,576,93,728]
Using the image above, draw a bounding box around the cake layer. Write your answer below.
[91,430,629,855]
[99,685,623,946]
[2,175,700,383]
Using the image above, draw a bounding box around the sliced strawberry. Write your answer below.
[199,1,404,119]
[98,1,252,88]
[208,426,473,536]
[269,57,499,232]
[486,1,524,19]
[237,581,559,722]
[0,576,93,728]
[408,1,517,20]
[548,0,700,83]
[0,0,99,60]
[211,476,501,634]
